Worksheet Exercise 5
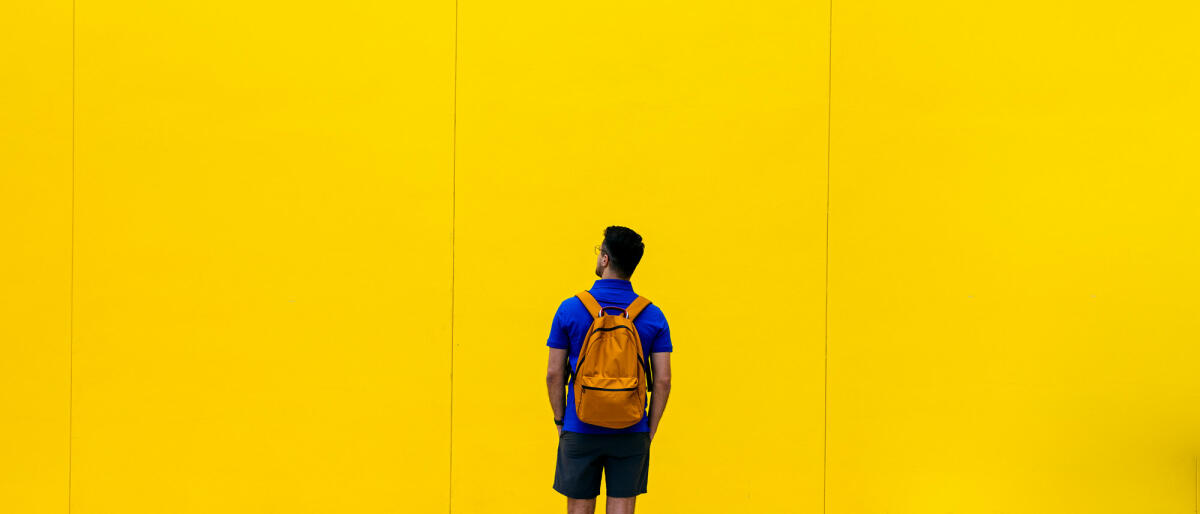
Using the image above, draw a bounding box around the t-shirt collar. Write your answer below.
[592,278,634,291]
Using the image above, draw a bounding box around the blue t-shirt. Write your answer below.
[546,278,673,434]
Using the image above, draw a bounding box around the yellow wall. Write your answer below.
[828,1,1200,512]
[451,1,827,512]
[70,1,453,512]
[1,2,72,513]
[4,1,1199,513]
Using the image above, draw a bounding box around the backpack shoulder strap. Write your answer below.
[626,296,652,321]
[576,291,603,320]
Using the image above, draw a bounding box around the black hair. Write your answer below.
[601,226,645,278]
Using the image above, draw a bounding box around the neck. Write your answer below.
[599,270,629,280]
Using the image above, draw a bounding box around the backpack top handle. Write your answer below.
[599,305,629,317]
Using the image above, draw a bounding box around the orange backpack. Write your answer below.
[569,291,653,429]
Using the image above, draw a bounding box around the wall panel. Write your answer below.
[452,1,830,512]
[0,1,73,512]
[828,1,1200,512]
[73,2,454,512]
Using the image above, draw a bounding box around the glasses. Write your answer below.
[594,244,605,256]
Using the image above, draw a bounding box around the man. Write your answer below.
[545,226,673,514]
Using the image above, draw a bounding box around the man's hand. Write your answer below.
[557,425,563,436]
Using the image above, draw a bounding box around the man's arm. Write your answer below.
[546,347,568,435]
[647,351,672,441]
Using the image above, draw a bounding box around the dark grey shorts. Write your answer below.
[553,431,651,499]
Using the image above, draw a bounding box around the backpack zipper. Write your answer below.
[586,324,632,338]
[580,385,638,392]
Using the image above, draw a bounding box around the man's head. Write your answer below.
[594,226,645,279]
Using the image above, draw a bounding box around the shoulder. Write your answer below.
[555,294,586,317]
[637,300,672,350]
[638,301,668,324]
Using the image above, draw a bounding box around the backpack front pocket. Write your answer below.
[575,375,644,429]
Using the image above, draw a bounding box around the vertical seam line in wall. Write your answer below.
[449,0,458,511]
[823,0,833,512]
[69,0,76,511]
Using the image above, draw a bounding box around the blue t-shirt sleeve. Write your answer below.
[650,312,673,353]
[546,303,570,349]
